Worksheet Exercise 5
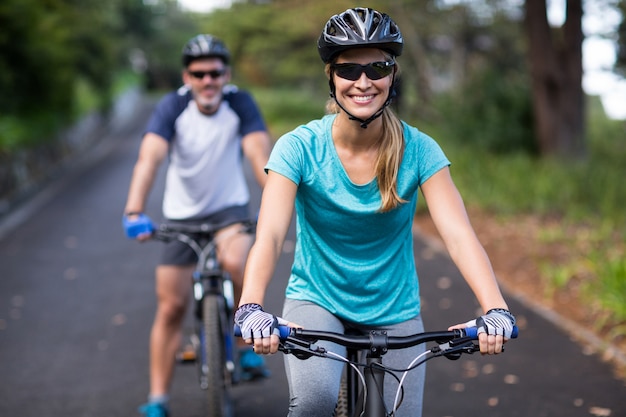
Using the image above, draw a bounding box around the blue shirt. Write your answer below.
[267,114,450,326]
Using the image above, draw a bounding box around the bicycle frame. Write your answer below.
[185,232,237,380]
[154,219,255,417]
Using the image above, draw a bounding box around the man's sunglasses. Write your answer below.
[331,61,395,81]
[188,69,226,80]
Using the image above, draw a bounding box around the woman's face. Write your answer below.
[332,48,394,122]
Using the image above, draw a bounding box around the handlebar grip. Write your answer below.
[464,325,519,339]
[278,325,291,339]
[233,324,292,340]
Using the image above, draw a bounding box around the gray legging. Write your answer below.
[282,299,426,417]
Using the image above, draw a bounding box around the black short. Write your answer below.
[159,205,250,266]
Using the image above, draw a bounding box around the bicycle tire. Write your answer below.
[333,379,349,417]
[334,376,364,417]
[202,293,234,417]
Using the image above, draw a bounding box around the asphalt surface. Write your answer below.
[0,96,624,417]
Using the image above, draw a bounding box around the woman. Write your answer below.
[235,7,516,417]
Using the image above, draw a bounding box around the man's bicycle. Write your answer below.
[239,324,518,417]
[154,219,256,417]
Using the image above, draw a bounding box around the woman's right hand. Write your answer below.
[234,303,289,354]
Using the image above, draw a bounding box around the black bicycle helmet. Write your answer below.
[318,7,403,63]
[182,34,230,66]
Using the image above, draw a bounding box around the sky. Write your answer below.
[179,0,231,11]
[178,0,626,120]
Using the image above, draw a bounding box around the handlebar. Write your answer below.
[234,324,518,347]
[152,218,256,242]
[235,323,518,363]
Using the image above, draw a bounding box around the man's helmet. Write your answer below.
[317,8,403,63]
[182,34,230,66]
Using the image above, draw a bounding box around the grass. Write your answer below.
[416,124,626,225]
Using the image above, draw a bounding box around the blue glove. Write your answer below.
[469,308,516,339]
[234,303,288,340]
[122,213,155,238]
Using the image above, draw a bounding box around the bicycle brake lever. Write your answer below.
[279,342,314,360]
[445,342,479,360]
[432,339,479,360]
[279,342,326,360]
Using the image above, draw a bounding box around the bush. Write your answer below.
[249,86,327,139]
[434,68,536,155]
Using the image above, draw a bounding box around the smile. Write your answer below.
[352,95,375,103]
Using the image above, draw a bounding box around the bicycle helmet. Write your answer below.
[318,7,403,63]
[182,34,230,66]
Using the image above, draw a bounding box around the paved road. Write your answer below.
[0,98,624,417]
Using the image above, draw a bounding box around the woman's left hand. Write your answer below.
[449,308,516,355]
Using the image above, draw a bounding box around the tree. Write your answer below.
[616,0,626,75]
[524,0,586,158]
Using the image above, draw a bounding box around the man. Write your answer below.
[122,34,272,417]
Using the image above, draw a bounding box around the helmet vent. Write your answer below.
[317,8,403,63]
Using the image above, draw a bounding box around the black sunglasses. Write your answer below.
[188,69,226,80]
[331,61,395,81]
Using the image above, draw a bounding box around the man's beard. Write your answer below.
[195,89,222,114]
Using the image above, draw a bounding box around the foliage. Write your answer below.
[422,0,534,155]
[584,250,626,326]
[535,217,626,334]
[434,67,535,155]
[197,0,354,91]
[587,246,626,326]
[418,99,625,223]
[0,0,200,153]
[142,2,202,90]
[249,87,327,139]
[0,0,75,150]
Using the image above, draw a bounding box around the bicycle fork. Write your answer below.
[193,271,237,386]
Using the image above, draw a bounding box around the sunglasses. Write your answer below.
[188,69,226,80]
[331,61,395,81]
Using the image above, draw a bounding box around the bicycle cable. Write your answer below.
[392,350,431,414]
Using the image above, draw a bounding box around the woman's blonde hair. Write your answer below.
[324,62,406,212]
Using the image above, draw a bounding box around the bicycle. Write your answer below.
[153,218,256,417]
[238,323,518,417]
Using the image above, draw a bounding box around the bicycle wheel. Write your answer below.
[333,379,349,417]
[334,379,365,417]
[201,293,234,417]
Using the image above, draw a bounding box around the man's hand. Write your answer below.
[122,213,155,240]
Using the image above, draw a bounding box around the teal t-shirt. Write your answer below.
[266,114,450,326]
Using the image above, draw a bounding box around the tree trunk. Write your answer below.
[525,0,586,158]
